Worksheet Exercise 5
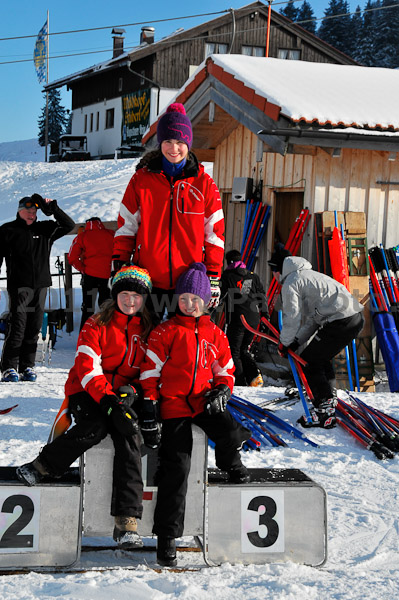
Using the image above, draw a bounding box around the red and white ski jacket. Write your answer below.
[68,219,115,279]
[112,151,225,289]
[65,311,146,404]
[139,313,235,419]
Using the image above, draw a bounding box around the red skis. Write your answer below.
[266,208,311,315]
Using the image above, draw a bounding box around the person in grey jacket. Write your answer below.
[268,244,364,429]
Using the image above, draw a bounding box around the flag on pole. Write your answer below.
[33,20,48,84]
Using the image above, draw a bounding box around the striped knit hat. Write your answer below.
[111,265,152,300]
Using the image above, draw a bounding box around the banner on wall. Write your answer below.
[121,89,151,145]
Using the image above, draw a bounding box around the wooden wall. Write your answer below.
[213,124,399,288]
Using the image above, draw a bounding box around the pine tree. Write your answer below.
[297,1,316,34]
[373,0,399,67]
[38,89,68,147]
[317,0,353,54]
[352,0,379,66]
[280,0,299,21]
[349,6,364,61]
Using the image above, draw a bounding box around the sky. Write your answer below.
[0,147,397,597]
[0,0,368,144]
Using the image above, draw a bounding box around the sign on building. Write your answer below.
[121,89,150,145]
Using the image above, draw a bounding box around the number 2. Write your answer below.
[0,495,35,548]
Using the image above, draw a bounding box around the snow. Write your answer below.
[0,140,399,599]
[208,55,399,130]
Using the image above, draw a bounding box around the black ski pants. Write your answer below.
[226,317,260,386]
[1,287,47,372]
[80,275,111,330]
[300,312,364,405]
[39,391,143,518]
[153,411,250,538]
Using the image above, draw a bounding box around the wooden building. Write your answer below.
[45,1,357,158]
[143,55,399,389]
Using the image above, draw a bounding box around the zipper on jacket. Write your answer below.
[181,183,185,214]
[168,182,174,288]
[111,323,129,388]
[185,318,200,413]
[128,336,138,367]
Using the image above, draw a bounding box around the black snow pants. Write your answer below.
[300,312,364,405]
[1,287,47,372]
[226,317,260,386]
[153,411,250,538]
[80,275,111,330]
[39,391,143,518]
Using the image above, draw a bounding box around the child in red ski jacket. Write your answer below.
[140,262,250,567]
[16,265,157,549]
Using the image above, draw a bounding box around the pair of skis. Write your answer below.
[240,199,271,271]
[266,208,311,315]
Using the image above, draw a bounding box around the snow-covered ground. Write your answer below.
[0,141,398,599]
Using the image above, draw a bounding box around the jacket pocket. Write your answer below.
[176,182,205,215]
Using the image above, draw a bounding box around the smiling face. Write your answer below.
[161,139,189,164]
[178,292,205,318]
[117,291,144,316]
[18,207,37,225]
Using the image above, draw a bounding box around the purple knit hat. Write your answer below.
[157,103,193,149]
[175,263,211,304]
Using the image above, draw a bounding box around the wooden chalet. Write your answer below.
[142,55,399,390]
[45,1,357,158]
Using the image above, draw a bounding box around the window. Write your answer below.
[241,45,264,57]
[205,42,228,58]
[96,112,99,131]
[105,108,115,129]
[90,113,93,132]
[140,70,145,85]
[118,77,123,92]
[277,49,301,60]
[84,114,87,133]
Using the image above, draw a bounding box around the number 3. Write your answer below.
[247,495,279,548]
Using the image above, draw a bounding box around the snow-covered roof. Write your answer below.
[210,55,399,131]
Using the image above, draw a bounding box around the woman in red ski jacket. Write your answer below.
[112,103,225,320]
[16,266,156,549]
[140,262,250,568]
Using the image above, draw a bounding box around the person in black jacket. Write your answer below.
[220,250,269,387]
[0,194,75,382]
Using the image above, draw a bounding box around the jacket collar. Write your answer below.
[173,312,211,329]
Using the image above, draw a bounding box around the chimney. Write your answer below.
[112,28,125,58]
[140,26,155,45]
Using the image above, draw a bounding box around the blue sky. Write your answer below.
[0,0,365,144]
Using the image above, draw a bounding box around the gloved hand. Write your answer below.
[117,384,142,408]
[208,276,221,309]
[278,339,299,358]
[204,384,231,416]
[111,258,126,279]
[100,393,139,436]
[140,398,161,449]
[31,193,57,216]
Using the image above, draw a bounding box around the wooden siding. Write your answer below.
[214,125,399,286]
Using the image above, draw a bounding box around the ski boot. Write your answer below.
[227,465,251,483]
[157,536,177,567]
[297,397,337,429]
[20,368,37,382]
[250,373,264,387]
[2,368,19,382]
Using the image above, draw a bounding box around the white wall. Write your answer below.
[71,88,178,158]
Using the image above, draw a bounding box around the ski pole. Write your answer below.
[231,394,319,447]
[278,311,313,424]
[229,398,287,446]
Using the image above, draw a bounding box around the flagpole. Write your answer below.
[45,10,49,162]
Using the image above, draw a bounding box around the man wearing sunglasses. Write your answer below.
[0,194,75,382]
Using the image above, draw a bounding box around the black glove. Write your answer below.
[140,398,161,449]
[111,258,126,279]
[100,393,139,436]
[117,384,142,408]
[208,276,221,309]
[204,384,231,416]
[31,193,57,216]
[278,339,299,358]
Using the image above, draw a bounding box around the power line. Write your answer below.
[0,10,228,42]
